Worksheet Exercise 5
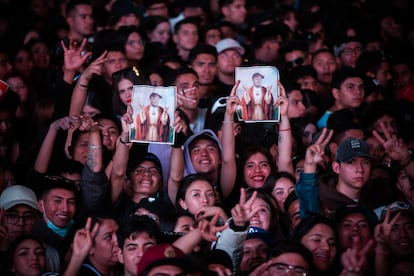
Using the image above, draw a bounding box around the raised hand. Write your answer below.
[304,128,333,172]
[375,208,400,246]
[276,81,289,116]
[79,51,107,83]
[197,212,228,242]
[341,236,374,275]
[231,188,261,227]
[225,80,241,118]
[176,87,197,109]
[78,115,98,132]
[72,217,99,259]
[372,122,410,163]
[173,110,189,135]
[51,116,80,132]
[61,39,91,73]
[195,206,228,224]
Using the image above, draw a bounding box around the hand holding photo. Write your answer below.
[235,66,280,122]
[130,85,176,144]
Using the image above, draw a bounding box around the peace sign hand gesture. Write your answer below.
[231,188,261,227]
[304,128,333,173]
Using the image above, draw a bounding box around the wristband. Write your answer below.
[222,121,235,124]
[120,138,131,145]
[79,83,88,88]
[279,128,291,131]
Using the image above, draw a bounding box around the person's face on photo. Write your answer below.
[337,213,371,250]
[39,188,76,228]
[11,239,45,276]
[98,118,119,152]
[272,177,295,211]
[175,73,200,110]
[103,51,128,83]
[119,232,156,276]
[189,138,220,175]
[3,204,37,241]
[333,77,364,109]
[244,152,271,189]
[67,4,94,37]
[118,78,134,105]
[389,213,414,256]
[253,75,263,87]
[240,238,268,273]
[149,95,161,107]
[148,22,170,45]
[130,160,162,197]
[249,197,272,231]
[312,52,337,84]
[173,23,198,51]
[90,219,119,267]
[179,179,216,216]
[191,53,217,85]
[301,223,337,271]
[125,32,144,61]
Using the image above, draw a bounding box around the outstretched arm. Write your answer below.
[276,81,293,174]
[220,81,240,198]
[34,116,78,173]
[110,107,133,203]
[69,51,107,116]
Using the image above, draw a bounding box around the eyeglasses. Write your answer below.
[267,262,308,276]
[133,166,160,176]
[6,213,37,225]
[341,47,362,56]
[285,57,304,69]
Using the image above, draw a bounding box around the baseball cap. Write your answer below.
[252,72,264,79]
[127,152,163,177]
[149,92,162,98]
[185,129,222,153]
[336,204,378,228]
[374,201,414,221]
[336,137,371,162]
[247,226,275,246]
[0,185,39,210]
[334,36,362,57]
[136,244,187,275]
[215,38,245,56]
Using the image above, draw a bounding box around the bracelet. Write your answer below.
[279,128,291,131]
[88,145,102,149]
[120,138,131,145]
[79,83,88,88]
[222,121,234,124]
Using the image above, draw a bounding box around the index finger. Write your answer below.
[389,210,401,225]
[84,217,92,231]
[60,40,68,51]
[230,80,241,97]
[93,50,108,64]
[372,130,386,144]
[239,188,246,205]
[278,81,286,97]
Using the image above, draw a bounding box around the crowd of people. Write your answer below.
[0,0,414,275]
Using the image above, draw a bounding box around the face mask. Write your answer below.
[40,200,74,237]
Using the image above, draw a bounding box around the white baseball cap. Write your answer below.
[0,185,38,210]
[215,38,245,56]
